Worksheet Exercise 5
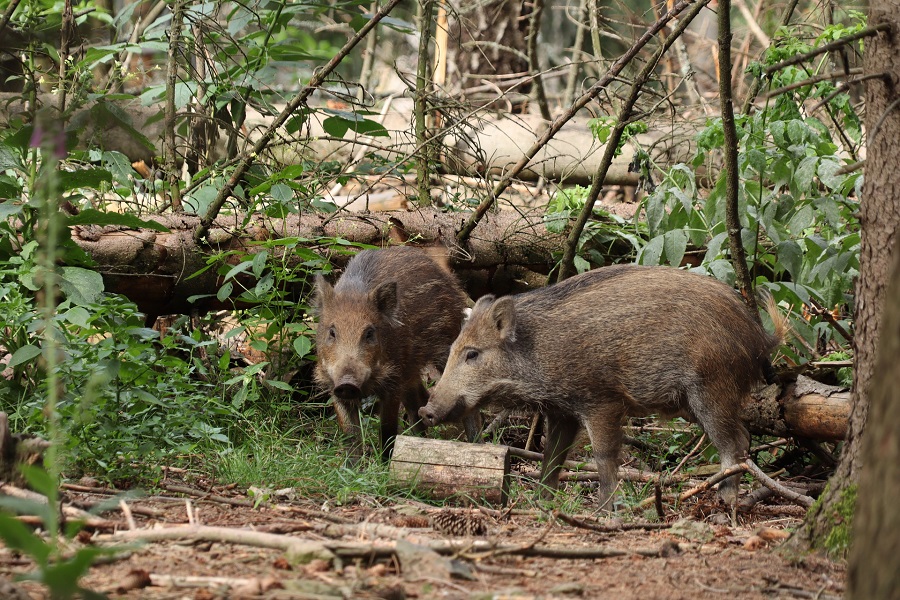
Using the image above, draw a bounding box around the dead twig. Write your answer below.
[740,459,814,508]
[553,511,671,533]
[160,483,256,508]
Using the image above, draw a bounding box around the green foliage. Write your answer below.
[0,466,114,599]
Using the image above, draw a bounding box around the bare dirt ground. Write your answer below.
[0,473,844,600]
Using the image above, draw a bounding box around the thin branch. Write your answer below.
[0,0,22,39]
[740,0,801,113]
[414,0,436,206]
[164,0,185,212]
[756,67,864,102]
[555,0,712,281]
[455,0,703,246]
[719,0,757,315]
[527,0,551,121]
[763,23,891,77]
[195,0,404,244]
[562,0,589,107]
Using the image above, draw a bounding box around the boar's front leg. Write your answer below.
[334,398,364,465]
[539,414,580,498]
[378,390,402,463]
[401,382,429,436]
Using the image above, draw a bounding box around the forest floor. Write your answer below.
[0,470,845,600]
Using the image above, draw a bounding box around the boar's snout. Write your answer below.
[333,375,363,401]
[418,404,443,427]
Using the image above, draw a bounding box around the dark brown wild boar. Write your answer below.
[419,264,787,507]
[315,246,471,463]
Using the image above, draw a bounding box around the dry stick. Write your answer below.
[718,0,757,315]
[356,1,380,102]
[108,0,166,93]
[763,24,891,78]
[194,0,404,244]
[562,0,589,107]
[101,525,665,560]
[740,459,814,508]
[740,0,800,113]
[556,0,712,282]
[756,68,864,103]
[807,72,889,114]
[160,483,255,508]
[553,511,672,533]
[414,0,436,207]
[164,0,185,212]
[527,0,552,122]
[455,0,702,246]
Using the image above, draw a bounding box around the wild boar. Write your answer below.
[419,264,786,506]
[314,246,473,462]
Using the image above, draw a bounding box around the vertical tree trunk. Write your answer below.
[790,0,900,556]
[848,251,900,597]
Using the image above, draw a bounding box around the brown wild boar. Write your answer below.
[419,264,786,506]
[315,246,473,463]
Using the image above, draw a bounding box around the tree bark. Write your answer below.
[70,208,565,317]
[848,251,900,598]
[790,0,900,556]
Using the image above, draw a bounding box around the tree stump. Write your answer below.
[389,435,511,505]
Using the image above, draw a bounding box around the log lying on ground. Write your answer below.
[743,376,850,442]
[0,94,698,185]
[71,208,563,316]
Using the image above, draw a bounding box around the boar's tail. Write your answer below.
[760,293,791,385]
[761,293,791,347]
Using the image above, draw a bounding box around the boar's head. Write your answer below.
[314,274,400,402]
[420,294,521,426]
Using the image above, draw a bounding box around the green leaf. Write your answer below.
[663,229,688,267]
[217,281,233,302]
[777,240,802,280]
[59,267,105,305]
[639,235,664,266]
[321,111,389,138]
[0,512,52,565]
[57,168,113,192]
[293,335,312,358]
[787,204,814,234]
[173,82,198,110]
[66,209,169,232]
[573,254,591,274]
[9,344,41,368]
[0,142,22,170]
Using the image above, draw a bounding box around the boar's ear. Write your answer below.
[313,275,334,312]
[490,296,517,342]
[371,281,399,318]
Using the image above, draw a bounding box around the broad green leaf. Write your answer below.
[59,267,104,305]
[663,229,688,267]
[777,240,802,280]
[57,168,113,191]
[217,281,234,302]
[293,335,313,358]
[787,204,814,234]
[639,235,664,266]
[0,512,52,565]
[9,344,41,368]
[0,142,21,170]
[573,254,591,274]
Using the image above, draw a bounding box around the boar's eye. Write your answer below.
[363,326,377,344]
[464,349,480,362]
[327,325,336,340]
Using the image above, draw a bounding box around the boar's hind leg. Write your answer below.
[539,414,580,499]
[334,398,364,465]
[689,386,750,505]
[583,405,626,509]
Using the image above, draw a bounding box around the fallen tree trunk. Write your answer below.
[71,207,564,316]
[0,94,699,186]
[744,375,850,442]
